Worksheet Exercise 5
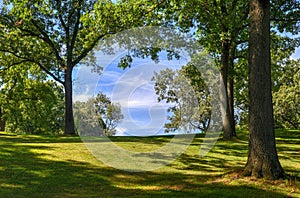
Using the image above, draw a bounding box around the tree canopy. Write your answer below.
[0,0,163,135]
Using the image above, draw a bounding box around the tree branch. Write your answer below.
[55,0,68,32]
[30,19,65,66]
[70,0,83,59]
[72,33,111,67]
[0,60,29,73]
[0,49,64,84]
[17,27,41,37]
[34,61,64,84]
[145,0,167,15]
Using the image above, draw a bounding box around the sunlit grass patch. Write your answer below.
[0,130,299,197]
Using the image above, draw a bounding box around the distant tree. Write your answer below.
[74,92,123,136]
[243,0,285,179]
[0,107,5,131]
[152,64,211,133]
[94,92,123,136]
[74,99,102,136]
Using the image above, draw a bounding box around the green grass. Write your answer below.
[0,130,299,197]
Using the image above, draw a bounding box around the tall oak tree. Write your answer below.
[243,0,285,179]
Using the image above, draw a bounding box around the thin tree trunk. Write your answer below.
[64,68,75,135]
[0,108,5,131]
[220,39,235,140]
[227,69,236,137]
[228,43,237,137]
[243,0,284,179]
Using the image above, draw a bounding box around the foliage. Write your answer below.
[273,59,300,129]
[94,92,123,136]
[234,34,300,129]
[156,0,250,139]
[156,0,300,136]
[270,0,300,34]
[74,92,123,136]
[0,63,64,134]
[73,99,102,136]
[152,64,211,133]
[0,0,298,136]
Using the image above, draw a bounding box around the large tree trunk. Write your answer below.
[64,68,75,135]
[243,0,285,180]
[220,39,235,140]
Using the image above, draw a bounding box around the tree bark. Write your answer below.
[64,68,75,135]
[243,0,285,180]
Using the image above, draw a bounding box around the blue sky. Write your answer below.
[292,47,300,59]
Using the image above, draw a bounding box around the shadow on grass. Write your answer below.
[275,129,300,144]
[0,132,82,143]
[0,133,292,197]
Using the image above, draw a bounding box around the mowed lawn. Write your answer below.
[0,130,299,197]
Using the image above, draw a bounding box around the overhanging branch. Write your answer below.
[30,20,65,66]
[72,33,111,67]
[0,49,64,84]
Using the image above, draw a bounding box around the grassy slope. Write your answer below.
[0,130,299,198]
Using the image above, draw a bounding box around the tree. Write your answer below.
[74,99,103,136]
[273,59,300,129]
[94,93,123,136]
[0,63,64,134]
[243,0,285,179]
[152,64,211,133]
[0,0,161,135]
[156,0,249,139]
[74,92,123,136]
[156,0,299,138]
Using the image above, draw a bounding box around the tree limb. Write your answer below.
[70,0,83,59]
[30,19,65,66]
[55,0,68,31]
[145,0,167,15]
[0,49,64,84]
[34,61,64,84]
[72,33,112,67]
